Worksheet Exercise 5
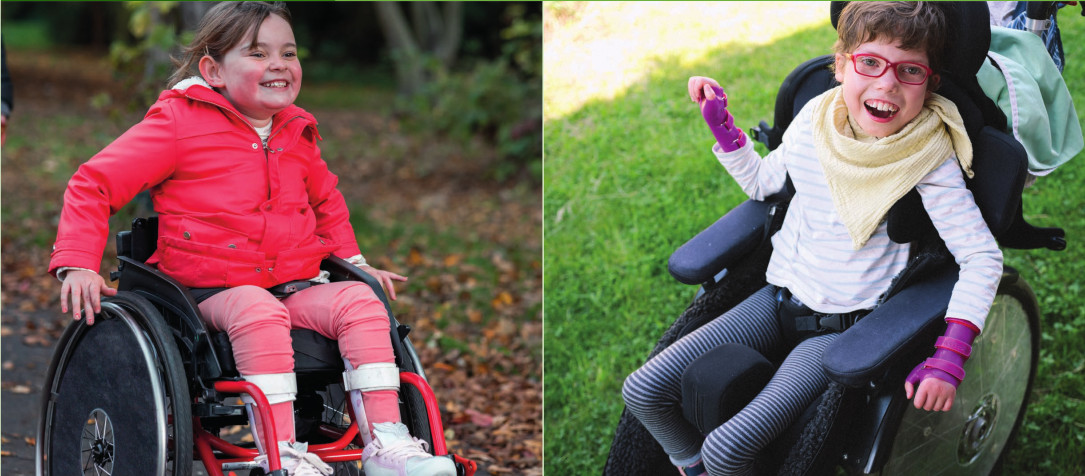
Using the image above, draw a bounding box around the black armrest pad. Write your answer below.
[668,199,777,285]
[822,264,958,387]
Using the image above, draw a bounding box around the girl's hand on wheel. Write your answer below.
[360,265,407,301]
[60,269,118,325]
[905,377,957,412]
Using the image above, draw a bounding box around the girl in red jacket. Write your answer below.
[48,3,454,476]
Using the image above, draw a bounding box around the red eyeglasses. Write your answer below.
[845,53,933,85]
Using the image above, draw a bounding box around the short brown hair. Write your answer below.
[833,2,947,77]
[167,1,293,88]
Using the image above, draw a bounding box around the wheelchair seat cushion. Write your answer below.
[211,329,345,376]
[290,329,345,372]
[681,343,775,435]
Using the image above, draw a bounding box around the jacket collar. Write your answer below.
[163,76,317,128]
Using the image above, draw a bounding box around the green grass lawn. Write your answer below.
[543,3,1085,474]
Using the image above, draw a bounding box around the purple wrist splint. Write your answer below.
[701,86,747,152]
[906,320,978,388]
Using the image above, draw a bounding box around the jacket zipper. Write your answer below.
[187,95,306,200]
[186,96,306,148]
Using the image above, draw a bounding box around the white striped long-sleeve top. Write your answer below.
[713,101,1003,331]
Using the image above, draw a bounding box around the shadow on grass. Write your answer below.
[543,11,1085,476]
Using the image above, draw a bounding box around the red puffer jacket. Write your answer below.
[49,82,361,289]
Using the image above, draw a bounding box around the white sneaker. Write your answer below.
[255,441,333,476]
[361,422,457,476]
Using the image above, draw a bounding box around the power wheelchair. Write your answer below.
[36,216,478,476]
[605,2,1069,475]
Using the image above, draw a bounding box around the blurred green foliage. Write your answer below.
[108,2,191,106]
[400,3,542,182]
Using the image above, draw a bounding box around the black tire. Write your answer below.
[37,291,193,476]
[398,337,436,452]
[879,272,1040,475]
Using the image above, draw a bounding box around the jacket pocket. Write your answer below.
[178,216,252,249]
[159,234,266,288]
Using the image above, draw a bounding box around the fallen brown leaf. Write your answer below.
[464,409,494,427]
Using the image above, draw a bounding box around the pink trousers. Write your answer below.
[198,281,399,442]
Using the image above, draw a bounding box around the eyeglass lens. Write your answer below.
[853,55,928,84]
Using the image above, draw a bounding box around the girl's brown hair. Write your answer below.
[167,1,293,88]
[833,2,947,84]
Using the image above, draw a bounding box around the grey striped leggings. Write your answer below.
[622,285,837,476]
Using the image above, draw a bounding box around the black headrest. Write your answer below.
[829,2,991,82]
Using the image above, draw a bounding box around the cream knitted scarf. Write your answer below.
[811,86,974,249]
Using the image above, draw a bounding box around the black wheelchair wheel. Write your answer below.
[398,337,436,452]
[37,292,193,476]
[879,273,1039,475]
[311,383,363,476]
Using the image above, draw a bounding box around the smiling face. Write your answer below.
[198,14,301,127]
[834,39,933,138]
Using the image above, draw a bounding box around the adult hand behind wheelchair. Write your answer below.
[60,269,118,325]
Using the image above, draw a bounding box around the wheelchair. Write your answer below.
[605,2,1068,475]
[36,216,478,476]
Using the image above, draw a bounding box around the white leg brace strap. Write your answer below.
[342,362,400,392]
[241,372,298,405]
[241,372,298,451]
[343,361,400,446]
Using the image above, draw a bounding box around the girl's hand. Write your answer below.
[690,77,747,152]
[905,376,957,412]
[688,76,723,103]
[60,269,118,325]
[360,265,407,301]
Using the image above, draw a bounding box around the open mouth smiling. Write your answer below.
[261,80,288,88]
[864,98,899,119]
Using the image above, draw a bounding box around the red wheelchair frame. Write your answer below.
[193,373,477,476]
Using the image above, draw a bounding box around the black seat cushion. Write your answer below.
[211,329,344,377]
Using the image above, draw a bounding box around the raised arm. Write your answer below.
[694,77,791,200]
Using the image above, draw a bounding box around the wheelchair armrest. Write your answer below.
[668,199,781,285]
[320,256,422,375]
[821,263,958,387]
[321,255,395,317]
[116,256,224,380]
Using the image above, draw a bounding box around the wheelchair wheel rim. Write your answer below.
[881,292,1034,475]
[38,303,173,476]
[320,384,364,476]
